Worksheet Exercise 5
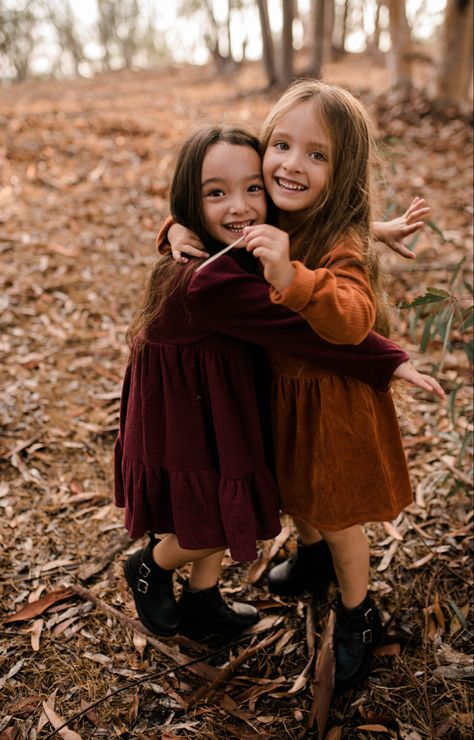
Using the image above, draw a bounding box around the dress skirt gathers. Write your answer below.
[114,339,281,563]
[270,353,413,531]
[114,251,410,562]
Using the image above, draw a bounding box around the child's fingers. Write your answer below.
[419,375,446,400]
[179,245,209,258]
[171,249,188,264]
[407,208,430,223]
[389,242,417,260]
[402,221,425,236]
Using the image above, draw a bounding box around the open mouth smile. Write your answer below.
[223,220,254,234]
[276,177,307,192]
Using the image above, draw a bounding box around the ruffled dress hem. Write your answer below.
[115,439,281,563]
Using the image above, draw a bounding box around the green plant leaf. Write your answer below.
[406,231,421,252]
[461,307,474,331]
[439,309,455,371]
[426,287,452,298]
[399,293,446,309]
[420,314,435,352]
[427,220,445,239]
[447,384,461,425]
[463,340,473,363]
[449,256,466,288]
[458,430,473,467]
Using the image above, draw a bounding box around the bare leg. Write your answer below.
[152,534,224,573]
[189,550,225,590]
[293,517,323,545]
[320,525,369,609]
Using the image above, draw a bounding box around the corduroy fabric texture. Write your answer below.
[270,241,413,529]
[115,250,410,559]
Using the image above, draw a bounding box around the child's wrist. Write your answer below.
[271,263,296,292]
[372,221,386,241]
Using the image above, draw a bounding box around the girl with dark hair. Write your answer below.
[115,123,436,642]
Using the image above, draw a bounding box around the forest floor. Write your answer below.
[0,54,473,739]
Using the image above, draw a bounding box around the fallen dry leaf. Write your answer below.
[356,724,395,734]
[3,590,73,623]
[325,727,344,740]
[0,660,25,691]
[308,609,335,736]
[247,525,291,584]
[41,702,83,740]
[29,618,43,651]
[373,642,401,657]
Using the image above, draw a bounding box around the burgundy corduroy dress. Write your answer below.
[114,252,408,562]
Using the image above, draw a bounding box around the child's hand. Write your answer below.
[243,224,295,292]
[374,197,431,260]
[392,361,445,400]
[168,223,209,263]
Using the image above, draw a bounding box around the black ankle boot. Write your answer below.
[177,580,259,639]
[267,539,337,597]
[334,594,382,692]
[124,533,179,637]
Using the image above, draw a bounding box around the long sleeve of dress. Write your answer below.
[270,242,376,344]
[186,254,408,392]
[156,215,174,255]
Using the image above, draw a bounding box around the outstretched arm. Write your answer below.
[392,361,445,400]
[373,197,430,260]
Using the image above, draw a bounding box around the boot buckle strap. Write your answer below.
[362,628,372,644]
[364,608,373,623]
[137,578,149,594]
[139,562,151,577]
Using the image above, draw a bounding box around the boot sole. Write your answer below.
[123,560,179,637]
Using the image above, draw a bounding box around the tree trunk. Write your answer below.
[387,0,413,94]
[280,0,295,86]
[256,0,277,86]
[308,0,325,79]
[367,0,383,59]
[436,0,473,102]
[339,0,350,55]
[325,0,335,62]
[227,0,233,63]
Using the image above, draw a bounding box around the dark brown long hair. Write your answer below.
[127,125,263,349]
[260,80,390,334]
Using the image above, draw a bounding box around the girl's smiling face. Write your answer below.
[201,142,267,245]
[262,101,331,222]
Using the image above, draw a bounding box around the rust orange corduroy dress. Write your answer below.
[269,240,413,531]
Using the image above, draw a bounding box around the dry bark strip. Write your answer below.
[186,627,286,708]
[307,610,336,737]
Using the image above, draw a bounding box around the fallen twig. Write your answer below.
[68,582,218,680]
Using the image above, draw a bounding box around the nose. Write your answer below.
[282,149,303,173]
[228,193,248,214]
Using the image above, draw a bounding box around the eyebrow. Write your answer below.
[201,174,264,186]
[271,131,328,149]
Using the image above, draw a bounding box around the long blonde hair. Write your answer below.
[261,79,390,335]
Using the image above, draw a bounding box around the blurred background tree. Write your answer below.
[0,0,472,104]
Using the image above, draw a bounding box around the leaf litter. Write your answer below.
[0,56,472,739]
